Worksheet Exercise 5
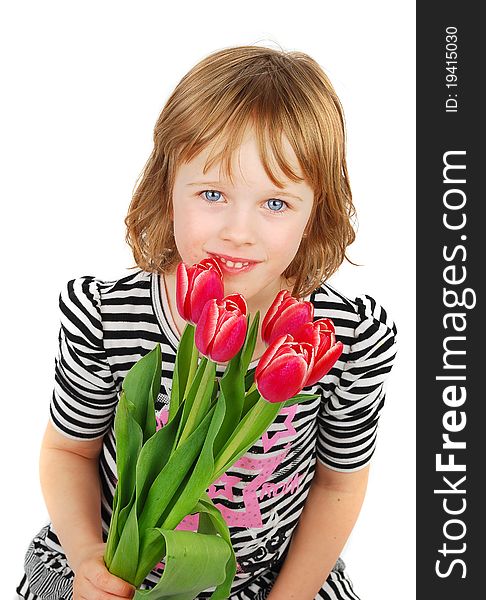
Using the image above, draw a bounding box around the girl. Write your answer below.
[17,45,397,600]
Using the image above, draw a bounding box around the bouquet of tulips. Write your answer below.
[103,258,343,599]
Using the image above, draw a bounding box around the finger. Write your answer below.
[76,581,135,600]
[78,590,134,600]
[86,565,136,598]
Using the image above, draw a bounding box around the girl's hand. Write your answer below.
[72,542,136,599]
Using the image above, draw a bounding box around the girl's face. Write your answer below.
[171,128,314,311]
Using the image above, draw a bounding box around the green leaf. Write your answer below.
[106,348,160,571]
[283,392,320,407]
[159,393,226,532]
[135,398,225,583]
[135,402,185,517]
[123,345,161,443]
[134,491,236,593]
[118,488,137,539]
[194,493,236,600]
[134,527,167,588]
[109,502,140,584]
[212,369,244,458]
[169,324,197,422]
[210,388,232,458]
[133,528,231,600]
[137,406,215,536]
[133,468,197,586]
[241,384,260,418]
[113,391,143,542]
[212,396,282,481]
[104,485,120,566]
[147,348,162,437]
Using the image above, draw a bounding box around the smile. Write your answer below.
[209,254,260,274]
[217,256,249,269]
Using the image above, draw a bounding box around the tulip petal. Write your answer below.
[199,257,224,278]
[294,320,334,365]
[176,262,189,320]
[294,341,315,370]
[315,318,335,334]
[256,353,309,403]
[186,268,199,315]
[267,301,314,346]
[224,293,247,316]
[210,315,247,362]
[255,334,293,379]
[305,341,344,387]
[261,290,290,344]
[191,269,224,324]
[293,321,321,347]
[317,333,332,357]
[195,300,219,356]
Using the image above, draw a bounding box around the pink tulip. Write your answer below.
[261,290,314,346]
[195,294,248,362]
[295,319,344,387]
[176,258,224,324]
[255,334,315,403]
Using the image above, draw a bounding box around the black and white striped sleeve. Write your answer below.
[49,276,119,440]
[316,294,398,472]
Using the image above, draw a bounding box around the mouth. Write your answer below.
[208,253,261,274]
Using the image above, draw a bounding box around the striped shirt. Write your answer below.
[18,269,397,600]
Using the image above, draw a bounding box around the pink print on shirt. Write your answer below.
[261,405,297,452]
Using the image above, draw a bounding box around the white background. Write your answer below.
[1,1,415,598]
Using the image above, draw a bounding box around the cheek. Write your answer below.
[269,225,305,258]
[172,210,189,252]
[172,205,211,261]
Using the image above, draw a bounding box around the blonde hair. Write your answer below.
[125,44,357,298]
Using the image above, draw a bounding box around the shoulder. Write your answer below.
[58,269,154,339]
[59,269,153,310]
[310,282,398,363]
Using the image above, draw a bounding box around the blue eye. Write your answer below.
[267,199,286,211]
[203,190,222,202]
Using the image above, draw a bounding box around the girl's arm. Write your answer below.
[266,461,369,600]
[39,420,135,599]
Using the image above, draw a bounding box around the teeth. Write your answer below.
[217,256,249,269]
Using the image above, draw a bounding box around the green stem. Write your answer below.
[177,358,215,447]
[168,323,196,422]
[185,333,199,400]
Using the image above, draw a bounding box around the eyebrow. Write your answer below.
[186,181,303,201]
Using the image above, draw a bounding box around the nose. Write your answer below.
[219,205,257,246]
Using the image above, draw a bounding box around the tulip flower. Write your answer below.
[195,294,248,362]
[255,334,315,403]
[261,290,314,346]
[295,319,344,387]
[176,258,224,324]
